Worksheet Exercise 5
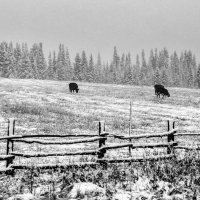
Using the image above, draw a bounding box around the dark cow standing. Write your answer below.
[154,84,164,96]
[154,84,170,98]
[69,82,79,93]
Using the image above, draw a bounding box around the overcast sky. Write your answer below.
[0,0,200,62]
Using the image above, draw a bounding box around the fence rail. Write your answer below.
[11,149,99,158]
[99,141,177,151]
[97,154,175,164]
[110,129,178,140]
[0,134,99,141]
[0,119,199,175]
[11,136,106,145]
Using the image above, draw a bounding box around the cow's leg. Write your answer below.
[155,91,158,98]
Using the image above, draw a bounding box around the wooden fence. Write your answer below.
[0,118,197,175]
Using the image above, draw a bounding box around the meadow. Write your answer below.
[0,78,200,199]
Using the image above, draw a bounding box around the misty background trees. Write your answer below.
[0,41,200,88]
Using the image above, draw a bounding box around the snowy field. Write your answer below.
[0,78,200,167]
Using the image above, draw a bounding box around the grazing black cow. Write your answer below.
[154,84,165,96]
[154,84,170,98]
[69,82,79,93]
[157,87,170,98]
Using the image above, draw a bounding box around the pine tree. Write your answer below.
[112,46,120,83]
[29,43,39,79]
[161,69,168,86]
[132,54,140,85]
[158,48,169,86]
[65,48,73,81]
[94,53,102,82]
[124,54,132,84]
[14,43,22,78]
[146,49,154,85]
[0,42,10,77]
[80,51,88,81]
[183,51,194,87]
[196,64,200,88]
[19,43,32,78]
[56,44,67,80]
[153,67,161,85]
[73,53,81,81]
[47,52,54,79]
[29,43,46,79]
[38,43,47,79]
[140,50,148,84]
[154,48,159,70]
[6,42,16,78]
[170,52,180,87]
[120,53,125,83]
[52,51,57,79]
[87,54,95,82]
[105,62,112,83]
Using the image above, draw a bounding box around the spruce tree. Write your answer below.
[56,44,67,80]
[124,54,132,84]
[47,52,54,79]
[94,53,102,82]
[65,48,73,81]
[132,54,140,85]
[52,51,57,79]
[140,50,147,84]
[81,51,88,81]
[146,49,154,85]
[0,42,10,77]
[87,54,95,82]
[29,43,46,79]
[120,54,125,83]
[170,52,180,87]
[73,53,81,81]
[29,43,39,79]
[112,46,120,83]
[20,43,32,78]
[196,64,200,88]
[7,42,16,78]
[153,67,161,85]
[38,43,47,79]
[14,43,22,78]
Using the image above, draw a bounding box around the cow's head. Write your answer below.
[166,91,170,97]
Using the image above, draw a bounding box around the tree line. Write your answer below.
[0,41,200,88]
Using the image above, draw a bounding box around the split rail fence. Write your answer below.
[0,118,197,175]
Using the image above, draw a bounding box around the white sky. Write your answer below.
[0,0,200,63]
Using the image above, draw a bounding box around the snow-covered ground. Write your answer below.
[0,78,200,166]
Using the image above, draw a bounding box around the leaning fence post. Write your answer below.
[6,119,15,167]
[167,120,175,154]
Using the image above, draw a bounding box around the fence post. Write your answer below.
[98,121,107,168]
[98,121,106,148]
[6,119,15,167]
[129,99,132,156]
[167,120,175,154]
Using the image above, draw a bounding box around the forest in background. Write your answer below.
[0,41,200,88]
